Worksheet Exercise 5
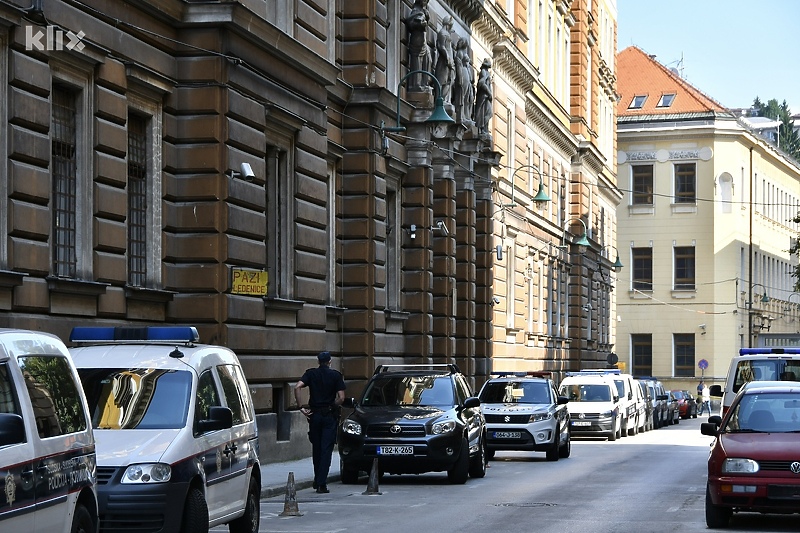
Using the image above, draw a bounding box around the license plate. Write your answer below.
[493,431,521,439]
[378,445,413,455]
[572,421,591,426]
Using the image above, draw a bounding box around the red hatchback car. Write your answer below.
[701,381,800,528]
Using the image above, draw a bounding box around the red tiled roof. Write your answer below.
[616,46,728,117]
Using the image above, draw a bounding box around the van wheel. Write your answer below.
[607,421,616,441]
[70,503,94,533]
[181,487,209,533]
[447,438,469,484]
[229,476,260,533]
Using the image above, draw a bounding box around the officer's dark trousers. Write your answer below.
[309,411,337,487]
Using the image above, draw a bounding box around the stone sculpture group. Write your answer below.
[404,0,492,134]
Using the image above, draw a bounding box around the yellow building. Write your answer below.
[615,47,800,390]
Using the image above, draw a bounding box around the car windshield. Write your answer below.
[732,359,800,393]
[559,384,611,402]
[361,375,455,407]
[722,392,800,433]
[78,368,192,429]
[479,381,550,404]
[672,391,685,400]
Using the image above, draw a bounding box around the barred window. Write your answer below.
[632,247,653,291]
[674,163,696,204]
[631,334,653,376]
[674,334,695,377]
[52,85,78,278]
[128,113,148,287]
[632,164,653,205]
[674,246,695,290]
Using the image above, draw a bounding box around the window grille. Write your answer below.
[128,113,148,287]
[52,86,78,278]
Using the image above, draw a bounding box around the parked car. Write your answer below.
[559,373,621,441]
[70,326,261,533]
[338,364,487,484]
[672,389,698,419]
[664,390,681,425]
[477,372,570,461]
[637,379,654,431]
[0,329,98,533]
[637,377,668,429]
[701,380,800,527]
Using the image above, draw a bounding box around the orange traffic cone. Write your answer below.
[279,471,303,516]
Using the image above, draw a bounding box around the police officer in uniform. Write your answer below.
[294,351,346,493]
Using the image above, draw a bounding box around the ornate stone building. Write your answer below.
[0,0,618,461]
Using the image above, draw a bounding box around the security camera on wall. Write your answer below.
[240,163,255,181]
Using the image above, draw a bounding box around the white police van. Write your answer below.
[69,326,260,533]
[0,329,98,533]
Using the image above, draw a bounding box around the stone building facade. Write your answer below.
[0,0,618,462]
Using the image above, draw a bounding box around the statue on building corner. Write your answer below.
[405,0,432,90]
[434,15,455,104]
[474,58,493,134]
[453,37,475,125]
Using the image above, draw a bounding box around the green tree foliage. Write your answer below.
[751,97,800,161]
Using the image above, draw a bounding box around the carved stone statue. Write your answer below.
[405,0,432,89]
[453,37,475,124]
[434,16,455,104]
[473,58,493,134]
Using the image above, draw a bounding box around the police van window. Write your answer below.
[196,369,221,424]
[217,365,252,424]
[0,364,20,415]
[78,368,192,429]
[19,355,86,438]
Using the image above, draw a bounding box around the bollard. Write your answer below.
[279,471,303,516]
[362,458,382,495]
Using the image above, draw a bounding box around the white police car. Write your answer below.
[477,372,571,461]
[69,326,260,533]
[0,329,98,533]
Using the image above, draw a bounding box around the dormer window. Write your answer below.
[657,93,676,107]
[629,95,647,109]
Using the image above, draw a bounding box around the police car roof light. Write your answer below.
[739,348,800,355]
[70,326,200,344]
[374,363,461,375]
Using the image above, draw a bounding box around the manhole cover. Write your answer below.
[494,502,556,508]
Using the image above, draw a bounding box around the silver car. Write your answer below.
[477,372,571,461]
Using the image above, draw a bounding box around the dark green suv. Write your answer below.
[337,364,487,484]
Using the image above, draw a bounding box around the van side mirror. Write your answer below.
[709,385,722,397]
[342,397,356,409]
[0,413,25,446]
[197,406,233,433]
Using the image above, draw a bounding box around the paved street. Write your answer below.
[214,417,800,532]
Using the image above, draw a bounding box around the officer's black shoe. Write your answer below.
[312,482,318,490]
[316,486,329,494]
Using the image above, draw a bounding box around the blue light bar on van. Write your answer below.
[70,326,200,343]
[739,348,800,355]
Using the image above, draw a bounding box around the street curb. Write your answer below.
[261,474,342,499]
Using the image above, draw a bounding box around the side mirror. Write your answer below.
[700,422,719,437]
[709,385,722,397]
[628,391,633,400]
[557,396,569,405]
[342,397,356,409]
[463,396,480,409]
[197,406,233,433]
[0,413,25,446]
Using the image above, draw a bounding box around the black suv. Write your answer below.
[337,364,487,484]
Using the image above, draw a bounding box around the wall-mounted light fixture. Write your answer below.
[379,69,455,139]
[603,245,624,272]
[560,217,590,249]
[785,292,800,311]
[226,162,256,181]
[748,283,770,306]
[504,164,551,209]
[408,224,417,239]
[435,220,450,236]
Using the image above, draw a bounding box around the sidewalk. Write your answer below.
[258,456,341,498]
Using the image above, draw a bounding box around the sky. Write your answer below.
[617,0,800,113]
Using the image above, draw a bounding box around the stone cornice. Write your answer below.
[491,41,539,95]
[525,95,578,161]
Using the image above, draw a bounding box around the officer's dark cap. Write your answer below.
[317,351,332,362]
